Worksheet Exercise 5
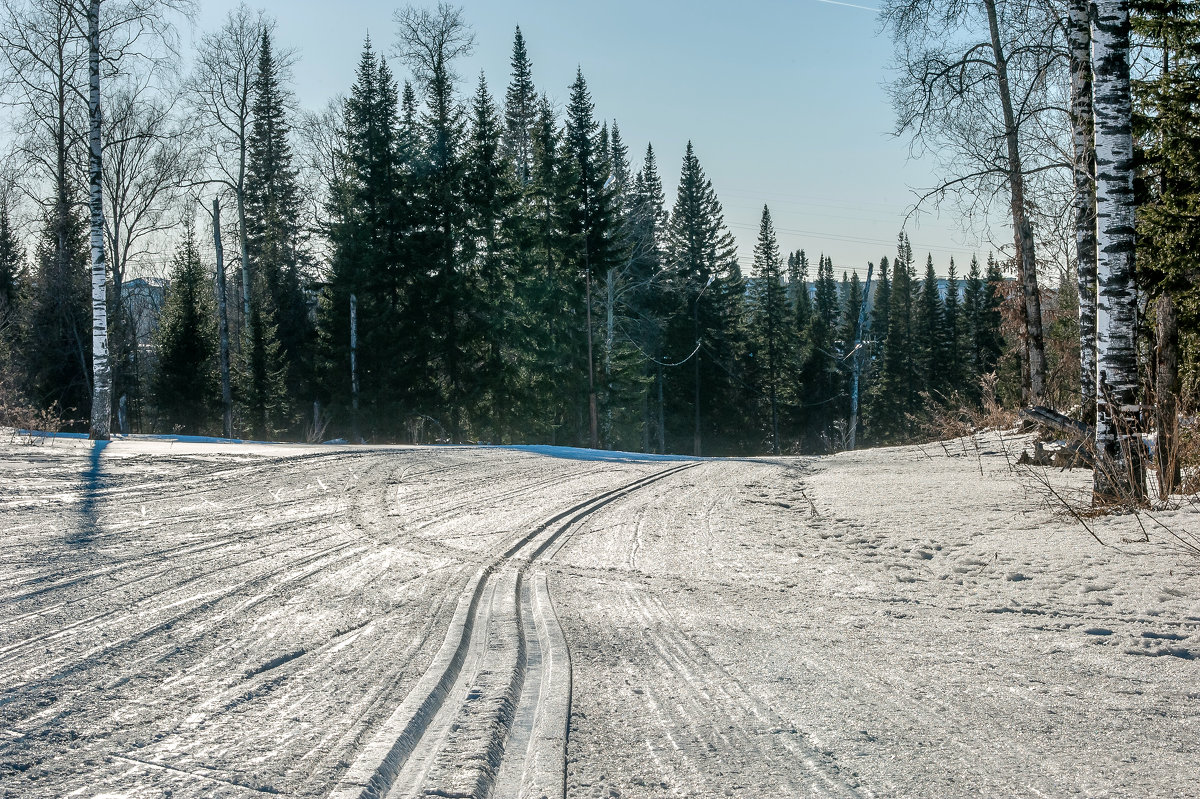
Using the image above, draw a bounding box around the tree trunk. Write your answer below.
[87,0,111,441]
[1155,293,1180,498]
[656,363,665,454]
[848,262,873,450]
[605,267,614,445]
[1069,0,1098,424]
[237,182,251,328]
[693,301,701,457]
[350,292,360,443]
[586,267,598,449]
[212,198,233,439]
[984,0,1046,405]
[1091,0,1145,503]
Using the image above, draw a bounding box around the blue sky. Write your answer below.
[191,0,989,277]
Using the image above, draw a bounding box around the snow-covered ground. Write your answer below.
[0,431,1196,798]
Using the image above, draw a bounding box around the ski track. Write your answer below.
[1,432,1198,797]
[0,441,669,797]
[549,446,1200,798]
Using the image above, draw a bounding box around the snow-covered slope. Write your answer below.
[0,432,1195,798]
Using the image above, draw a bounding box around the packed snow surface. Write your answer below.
[0,431,1197,798]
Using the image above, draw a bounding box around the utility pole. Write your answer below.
[692,275,714,457]
[847,263,874,450]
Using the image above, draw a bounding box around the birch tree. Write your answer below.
[101,82,196,426]
[1091,0,1145,501]
[82,0,192,437]
[187,4,268,329]
[882,0,1066,404]
[0,0,189,432]
[1068,0,1097,424]
[84,0,111,438]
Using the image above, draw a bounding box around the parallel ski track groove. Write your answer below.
[330,462,696,799]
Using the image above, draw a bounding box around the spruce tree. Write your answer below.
[861,255,890,442]
[0,201,24,326]
[979,253,1006,378]
[962,254,987,393]
[620,143,668,451]
[463,73,518,437]
[747,205,790,454]
[943,257,963,395]
[401,20,472,438]
[23,203,90,425]
[840,271,864,351]
[319,37,407,437]
[814,254,839,330]
[663,142,745,455]
[914,253,944,397]
[866,233,918,443]
[795,257,842,450]
[609,122,632,210]
[504,96,575,443]
[237,275,289,439]
[245,29,309,421]
[562,69,620,446]
[787,249,812,331]
[153,227,219,434]
[502,26,537,186]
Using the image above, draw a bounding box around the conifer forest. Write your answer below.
[3,4,1200,798]
[0,0,1195,487]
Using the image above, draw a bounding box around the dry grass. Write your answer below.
[917,372,1017,442]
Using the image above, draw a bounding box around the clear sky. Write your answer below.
[190,0,990,278]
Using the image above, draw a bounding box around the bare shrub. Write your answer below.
[1019,408,1200,558]
[917,372,1017,443]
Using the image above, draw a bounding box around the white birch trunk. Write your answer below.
[1091,0,1144,501]
[87,0,111,440]
[1069,0,1098,424]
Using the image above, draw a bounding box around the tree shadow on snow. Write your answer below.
[72,440,109,546]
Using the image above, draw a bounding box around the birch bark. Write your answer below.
[87,0,111,440]
[1069,0,1098,423]
[1091,0,1145,501]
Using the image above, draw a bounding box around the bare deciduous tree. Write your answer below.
[882,0,1069,405]
[187,3,269,327]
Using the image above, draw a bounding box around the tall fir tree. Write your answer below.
[943,257,963,395]
[787,249,812,331]
[153,227,219,434]
[318,37,407,437]
[23,202,90,425]
[747,205,790,454]
[0,201,22,316]
[914,253,945,397]
[962,254,986,393]
[866,233,918,443]
[245,29,308,423]
[790,255,840,450]
[663,142,745,455]
[619,143,668,451]
[237,274,289,439]
[404,24,473,438]
[463,73,519,437]
[502,26,537,186]
[978,253,1006,378]
[562,69,620,446]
